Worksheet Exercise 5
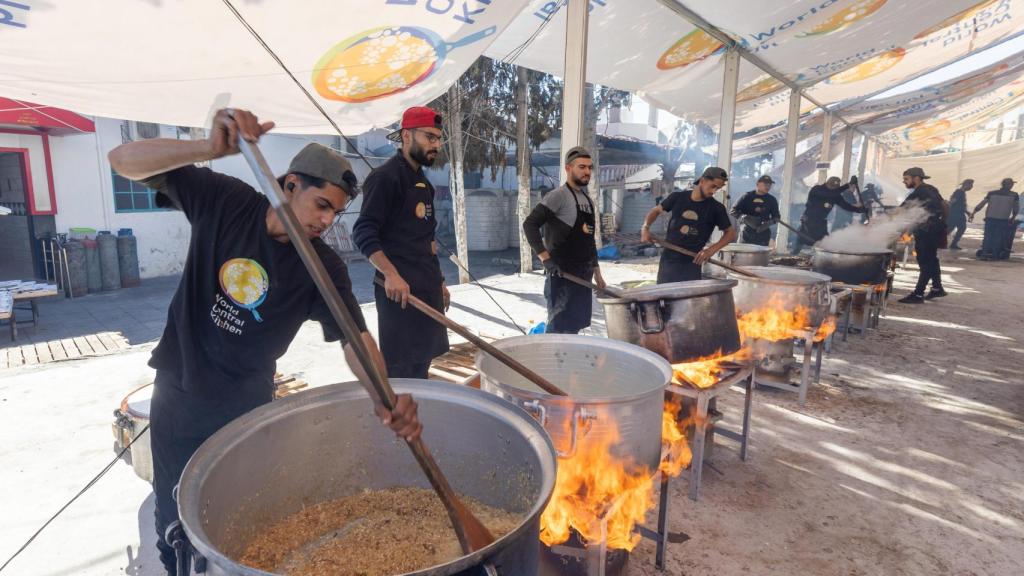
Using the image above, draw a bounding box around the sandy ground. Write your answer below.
[1,226,1021,575]
[627,227,1024,576]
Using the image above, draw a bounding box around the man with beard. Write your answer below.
[971,178,1020,260]
[354,107,449,378]
[640,166,737,283]
[947,179,973,250]
[523,146,606,334]
[731,174,780,246]
[791,176,866,253]
[898,167,948,303]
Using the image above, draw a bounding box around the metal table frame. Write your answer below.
[753,331,823,407]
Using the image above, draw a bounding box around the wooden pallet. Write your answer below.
[429,341,482,387]
[1,331,130,369]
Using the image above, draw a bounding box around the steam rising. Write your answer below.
[818,201,929,252]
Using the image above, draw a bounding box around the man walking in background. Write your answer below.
[947,179,973,250]
[898,168,948,304]
[731,174,780,247]
[971,178,1020,260]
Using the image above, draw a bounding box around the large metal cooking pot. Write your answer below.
[812,247,892,285]
[176,380,556,576]
[477,335,671,473]
[702,243,771,278]
[598,279,742,362]
[727,266,833,330]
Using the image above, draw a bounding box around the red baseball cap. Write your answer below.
[387,106,443,142]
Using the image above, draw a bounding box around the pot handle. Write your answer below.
[556,407,597,459]
[632,299,667,334]
[522,400,548,428]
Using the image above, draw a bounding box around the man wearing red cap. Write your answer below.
[354,107,450,378]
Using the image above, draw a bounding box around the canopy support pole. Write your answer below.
[559,0,590,184]
[717,47,740,206]
[857,133,870,184]
[776,88,801,252]
[818,113,833,184]
[841,127,854,182]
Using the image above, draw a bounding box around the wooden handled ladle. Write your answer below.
[372,277,568,397]
[238,138,494,553]
[648,233,763,278]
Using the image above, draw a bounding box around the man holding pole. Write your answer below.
[523,146,606,334]
[353,106,450,379]
[108,107,420,575]
[640,166,736,283]
[731,174,780,247]
[791,176,866,253]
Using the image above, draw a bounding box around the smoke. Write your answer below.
[818,201,929,252]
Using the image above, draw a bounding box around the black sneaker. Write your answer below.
[898,293,925,304]
[925,289,947,300]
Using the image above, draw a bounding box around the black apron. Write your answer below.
[657,196,704,283]
[546,190,595,334]
[375,168,449,368]
[741,225,772,246]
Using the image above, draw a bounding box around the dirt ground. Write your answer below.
[626,228,1024,576]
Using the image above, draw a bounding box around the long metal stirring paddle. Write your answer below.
[237,138,494,553]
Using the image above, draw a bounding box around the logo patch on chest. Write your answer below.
[823,202,832,209]
[682,209,699,221]
[753,198,764,203]
[415,201,432,220]
[582,223,592,235]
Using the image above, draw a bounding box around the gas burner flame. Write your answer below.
[737,295,835,343]
[540,410,654,551]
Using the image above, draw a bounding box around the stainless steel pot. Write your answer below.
[812,247,892,285]
[727,266,833,330]
[176,380,556,576]
[598,279,742,362]
[702,243,771,278]
[477,334,672,473]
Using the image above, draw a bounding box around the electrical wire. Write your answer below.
[0,424,151,574]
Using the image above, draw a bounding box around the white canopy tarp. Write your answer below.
[0,0,529,133]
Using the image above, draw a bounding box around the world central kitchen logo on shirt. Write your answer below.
[213,258,269,334]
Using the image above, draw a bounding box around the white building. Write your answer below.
[0,103,366,281]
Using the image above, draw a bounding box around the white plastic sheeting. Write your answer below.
[878,137,1024,204]
[0,1,528,133]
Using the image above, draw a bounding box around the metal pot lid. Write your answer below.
[720,243,771,253]
[598,278,738,303]
[728,265,831,285]
[813,247,893,256]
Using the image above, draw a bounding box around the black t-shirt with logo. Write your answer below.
[660,190,732,258]
[142,165,366,400]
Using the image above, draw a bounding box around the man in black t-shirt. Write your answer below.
[731,174,780,246]
[109,108,421,575]
[354,107,450,377]
[640,166,737,283]
[947,179,972,250]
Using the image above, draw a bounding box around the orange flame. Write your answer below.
[900,232,913,243]
[660,398,694,478]
[672,349,729,389]
[539,412,654,551]
[737,295,836,343]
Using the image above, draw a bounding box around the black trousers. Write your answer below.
[387,361,431,379]
[150,370,272,574]
[657,254,702,283]
[948,218,967,248]
[791,219,827,254]
[544,269,593,334]
[913,235,943,295]
[740,226,771,246]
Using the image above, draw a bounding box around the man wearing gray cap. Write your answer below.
[523,146,606,334]
[731,174,780,246]
[641,166,736,282]
[972,177,1020,260]
[109,108,420,575]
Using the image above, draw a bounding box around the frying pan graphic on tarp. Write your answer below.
[219,258,269,322]
[313,25,497,103]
